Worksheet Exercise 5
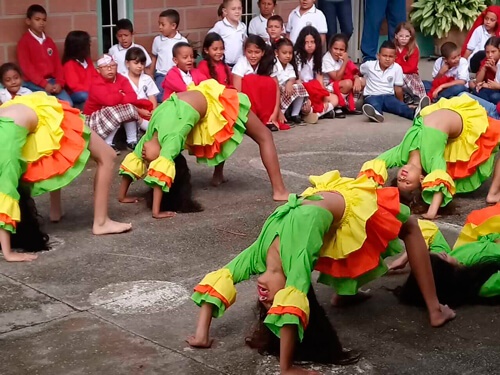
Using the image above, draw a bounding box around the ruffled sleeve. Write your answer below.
[144,156,176,191]
[418,219,451,253]
[119,152,147,181]
[421,170,456,206]
[358,159,388,186]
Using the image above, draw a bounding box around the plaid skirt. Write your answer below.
[84,104,139,139]
[403,73,426,99]
[279,83,309,111]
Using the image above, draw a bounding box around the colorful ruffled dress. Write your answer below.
[119,79,249,192]
[359,95,500,207]
[418,204,500,298]
[0,92,91,233]
[192,171,409,341]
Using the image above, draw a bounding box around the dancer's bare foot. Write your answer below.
[210,174,228,187]
[93,219,132,235]
[430,304,456,327]
[119,196,143,203]
[4,252,38,262]
[331,290,372,307]
[186,335,213,348]
[486,191,500,205]
[153,211,176,219]
[273,190,290,201]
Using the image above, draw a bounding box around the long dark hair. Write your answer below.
[245,287,360,365]
[294,26,323,75]
[9,185,50,252]
[396,254,500,307]
[244,35,275,76]
[274,38,299,78]
[62,30,91,64]
[146,154,203,213]
[202,32,231,85]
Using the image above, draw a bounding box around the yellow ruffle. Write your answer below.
[0,192,20,221]
[301,171,378,259]
[1,92,64,162]
[359,159,388,185]
[419,95,488,163]
[417,219,440,249]
[148,156,176,181]
[270,286,309,321]
[422,170,456,194]
[197,268,237,307]
[120,152,147,179]
[186,79,227,147]
[454,216,500,249]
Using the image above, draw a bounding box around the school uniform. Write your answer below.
[476,60,500,105]
[298,58,330,114]
[109,43,152,75]
[286,5,328,44]
[208,18,247,66]
[0,87,32,104]
[426,57,469,99]
[248,14,270,42]
[272,61,308,112]
[231,56,259,77]
[466,25,492,60]
[322,51,359,111]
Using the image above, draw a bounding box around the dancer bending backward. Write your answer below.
[119,79,288,218]
[359,95,500,219]
[188,170,455,375]
[0,93,132,262]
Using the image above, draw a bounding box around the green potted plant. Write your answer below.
[410,0,491,54]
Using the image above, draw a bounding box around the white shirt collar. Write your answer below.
[29,29,46,44]
[374,61,394,72]
[258,14,268,23]
[293,5,316,17]
[117,43,135,51]
[160,32,183,41]
[222,17,245,31]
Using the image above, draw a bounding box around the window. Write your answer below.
[97,0,134,54]
[241,0,259,26]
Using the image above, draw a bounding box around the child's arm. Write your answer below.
[476,64,487,84]
[148,95,158,110]
[0,228,37,262]
[320,34,326,52]
[186,302,214,348]
[422,192,443,220]
[434,61,449,79]
[433,80,467,98]
[232,74,243,91]
[463,49,472,60]
[395,85,404,102]
[271,77,285,124]
[152,185,176,219]
[150,55,158,77]
[118,175,142,203]
[279,325,319,375]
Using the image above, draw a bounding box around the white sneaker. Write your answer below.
[414,96,431,118]
[362,104,384,123]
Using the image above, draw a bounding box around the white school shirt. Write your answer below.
[466,25,492,60]
[271,61,297,86]
[248,14,270,42]
[0,87,32,103]
[297,57,315,82]
[360,60,404,96]
[321,52,343,73]
[109,43,152,75]
[431,57,469,85]
[231,56,258,77]
[152,32,188,75]
[208,18,247,65]
[286,5,328,44]
[180,70,193,85]
[28,29,46,44]
[495,61,500,82]
[124,72,159,100]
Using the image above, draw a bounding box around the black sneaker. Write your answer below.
[319,110,335,120]
[266,123,279,132]
[289,115,305,125]
[414,96,431,118]
[362,104,384,123]
[127,142,138,151]
[334,107,346,118]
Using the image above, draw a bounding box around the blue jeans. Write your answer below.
[155,73,165,103]
[361,0,407,61]
[365,94,414,119]
[423,80,432,93]
[24,79,73,106]
[318,0,354,41]
[476,87,500,105]
[461,92,500,120]
[70,91,88,104]
[437,85,467,100]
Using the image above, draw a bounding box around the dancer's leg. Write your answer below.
[49,189,63,222]
[211,162,228,187]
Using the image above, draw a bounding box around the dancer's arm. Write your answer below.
[422,192,443,220]
[187,302,214,348]
[118,176,141,203]
[0,229,37,262]
[151,186,176,219]
[279,325,319,375]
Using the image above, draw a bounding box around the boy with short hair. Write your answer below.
[266,15,284,44]
[286,0,328,45]
[151,9,188,102]
[361,41,430,123]
[248,0,276,43]
[428,42,469,100]
[208,0,247,67]
[17,4,73,105]
[108,18,152,76]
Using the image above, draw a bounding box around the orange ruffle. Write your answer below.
[0,213,17,228]
[465,203,500,226]
[447,117,500,179]
[267,305,308,329]
[193,284,231,309]
[357,170,385,186]
[147,169,173,188]
[188,88,239,159]
[315,187,402,278]
[23,101,85,183]
[422,178,454,192]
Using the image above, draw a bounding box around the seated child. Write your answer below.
[123,47,160,148]
[322,33,364,118]
[0,92,133,262]
[62,30,94,108]
[83,55,142,153]
[198,33,232,86]
[248,0,276,43]
[188,171,455,374]
[286,0,327,45]
[0,63,32,104]
[474,37,500,105]
[109,18,152,76]
[17,4,73,105]
[266,15,285,45]
[462,6,500,73]
[295,26,337,122]
[162,43,207,101]
[426,42,469,100]
[361,41,429,123]
[208,0,248,67]
[394,22,426,104]
[272,38,310,125]
[118,79,289,213]
[152,9,188,102]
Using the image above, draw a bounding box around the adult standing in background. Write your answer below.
[361,0,406,61]
[318,0,353,42]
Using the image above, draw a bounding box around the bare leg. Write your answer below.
[49,189,63,222]
[400,217,456,327]
[486,159,500,204]
[87,131,132,235]
[211,162,228,187]
[244,110,289,201]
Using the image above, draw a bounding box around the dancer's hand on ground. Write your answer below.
[186,335,213,348]
[152,211,176,219]
[4,252,38,262]
[282,367,320,375]
[119,196,143,203]
[420,213,440,220]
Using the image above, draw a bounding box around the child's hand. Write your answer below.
[421,212,440,220]
[44,82,55,94]
[487,79,500,90]
[438,62,449,75]
[152,211,176,219]
[137,108,152,119]
[278,111,287,124]
[353,77,362,93]
[432,85,444,99]
[119,196,142,203]
[52,84,62,94]
[4,252,38,262]
[186,335,214,348]
[285,81,294,96]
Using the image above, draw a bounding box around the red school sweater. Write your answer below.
[197,60,232,86]
[395,46,420,75]
[17,31,65,87]
[63,58,95,94]
[83,73,137,115]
